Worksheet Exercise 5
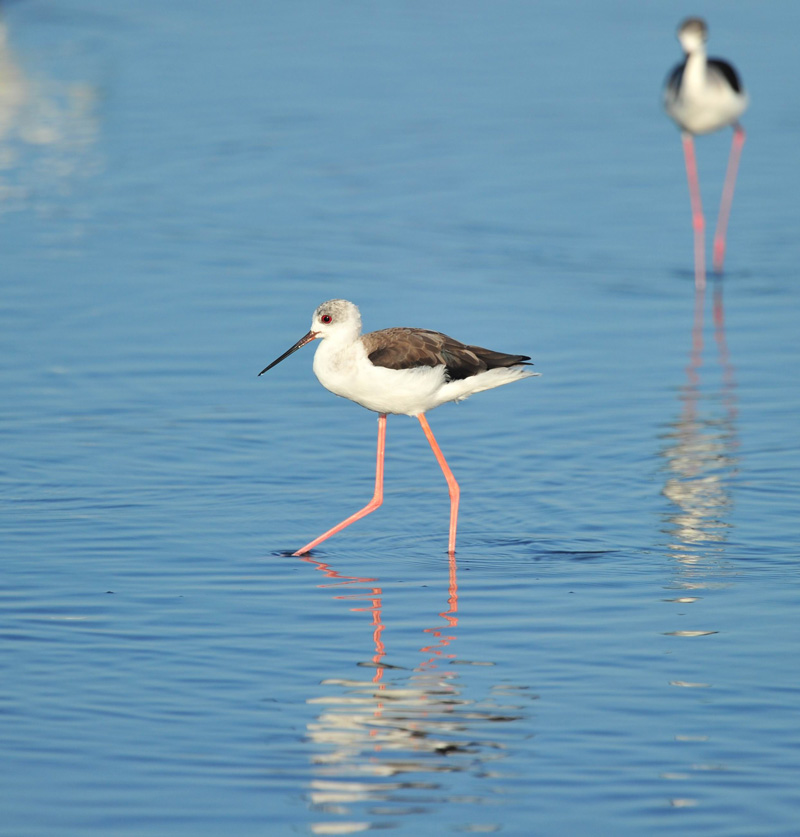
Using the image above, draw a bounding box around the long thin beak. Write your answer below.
[258,330,318,376]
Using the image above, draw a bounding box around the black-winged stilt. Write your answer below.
[259,299,537,556]
[664,17,748,287]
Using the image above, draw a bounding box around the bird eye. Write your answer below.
[321,314,332,324]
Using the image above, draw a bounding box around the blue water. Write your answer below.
[2,2,800,835]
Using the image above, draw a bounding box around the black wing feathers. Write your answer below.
[666,57,743,96]
[665,60,686,94]
[364,328,530,382]
[709,58,743,93]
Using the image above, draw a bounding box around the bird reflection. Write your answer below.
[660,282,738,571]
[299,553,529,832]
[0,11,100,211]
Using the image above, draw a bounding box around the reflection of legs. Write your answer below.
[419,551,460,668]
[682,132,706,290]
[417,414,460,554]
[713,125,746,275]
[689,285,705,389]
[293,413,387,556]
[443,550,458,626]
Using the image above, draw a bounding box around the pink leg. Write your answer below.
[682,132,706,291]
[417,414,460,554]
[713,125,746,275]
[293,413,387,556]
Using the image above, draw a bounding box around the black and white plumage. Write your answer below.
[664,17,748,135]
[259,299,537,555]
[663,17,748,284]
[259,299,536,417]
[363,328,531,383]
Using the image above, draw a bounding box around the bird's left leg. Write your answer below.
[713,124,746,275]
[417,414,460,554]
[682,132,706,290]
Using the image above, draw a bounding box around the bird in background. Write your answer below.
[259,299,537,556]
[664,16,748,289]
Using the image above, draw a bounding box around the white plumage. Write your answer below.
[664,18,748,136]
[662,17,748,284]
[263,299,537,417]
[259,299,536,555]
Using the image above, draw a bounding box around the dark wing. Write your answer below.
[665,60,686,95]
[364,328,531,382]
[708,58,743,93]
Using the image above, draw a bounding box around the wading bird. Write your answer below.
[259,299,537,555]
[664,17,748,287]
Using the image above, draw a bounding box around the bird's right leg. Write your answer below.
[713,124,745,275]
[682,132,706,290]
[293,413,387,556]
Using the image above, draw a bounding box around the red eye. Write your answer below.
[321,314,332,324]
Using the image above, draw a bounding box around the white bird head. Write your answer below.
[258,299,362,376]
[677,17,708,54]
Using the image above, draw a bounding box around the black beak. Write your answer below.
[258,330,318,376]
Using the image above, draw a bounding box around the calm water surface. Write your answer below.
[2,2,800,835]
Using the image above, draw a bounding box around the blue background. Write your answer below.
[1,2,799,834]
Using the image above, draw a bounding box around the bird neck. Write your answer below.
[683,48,707,87]
[314,329,362,365]
[312,332,366,394]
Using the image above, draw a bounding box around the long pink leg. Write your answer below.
[713,125,746,275]
[682,132,706,291]
[417,414,460,554]
[293,413,387,556]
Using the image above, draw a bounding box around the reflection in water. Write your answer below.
[299,554,530,833]
[660,283,739,570]
[659,284,739,807]
[0,13,100,212]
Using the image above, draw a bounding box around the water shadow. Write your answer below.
[655,282,740,806]
[298,553,531,833]
[0,10,100,212]
[659,282,739,578]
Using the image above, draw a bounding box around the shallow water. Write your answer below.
[2,1,800,835]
